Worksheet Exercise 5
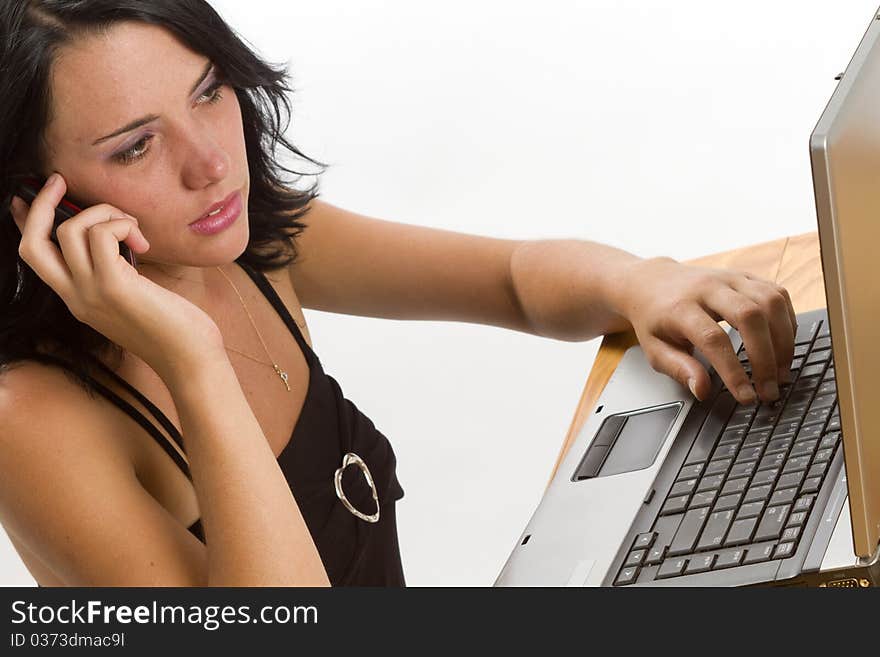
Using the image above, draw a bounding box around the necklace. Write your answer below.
[215,265,291,392]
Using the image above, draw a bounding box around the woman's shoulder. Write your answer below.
[0,354,136,463]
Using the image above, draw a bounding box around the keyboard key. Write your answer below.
[725,517,758,546]
[697,510,733,550]
[774,542,796,559]
[734,447,763,465]
[769,487,798,506]
[772,421,801,437]
[780,526,802,543]
[813,448,834,464]
[736,501,765,519]
[813,336,832,351]
[705,459,733,476]
[807,462,829,480]
[786,511,807,527]
[796,424,823,441]
[669,479,698,497]
[711,444,738,461]
[718,427,747,445]
[685,554,715,574]
[805,349,831,365]
[793,376,821,393]
[720,478,749,497]
[645,545,666,565]
[790,440,818,458]
[633,532,656,550]
[677,464,704,481]
[743,430,771,447]
[765,438,794,456]
[816,321,829,339]
[668,507,710,556]
[744,542,776,564]
[823,366,835,382]
[685,391,738,465]
[660,495,690,516]
[800,363,826,378]
[826,416,841,431]
[744,484,772,503]
[758,453,786,471]
[816,379,836,396]
[803,407,832,427]
[688,490,718,509]
[754,504,791,541]
[714,494,743,512]
[809,393,835,411]
[751,469,779,486]
[696,474,725,493]
[615,566,639,585]
[776,471,805,490]
[657,557,688,579]
[819,433,840,450]
[783,456,811,473]
[793,496,815,513]
[625,550,646,567]
[795,318,821,345]
[714,548,745,569]
[801,477,822,494]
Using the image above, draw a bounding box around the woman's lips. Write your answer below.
[188,190,242,236]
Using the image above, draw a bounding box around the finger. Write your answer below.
[88,218,149,275]
[731,277,796,385]
[668,303,757,405]
[56,205,139,284]
[741,272,798,353]
[703,286,778,402]
[642,335,712,402]
[13,175,75,299]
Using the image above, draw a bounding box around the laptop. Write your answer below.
[495,8,880,587]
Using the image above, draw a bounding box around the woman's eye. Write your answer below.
[113,135,153,165]
[197,81,224,106]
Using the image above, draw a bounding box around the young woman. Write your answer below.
[0,1,796,587]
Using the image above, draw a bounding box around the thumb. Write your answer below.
[643,337,710,401]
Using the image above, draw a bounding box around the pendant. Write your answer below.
[273,364,291,391]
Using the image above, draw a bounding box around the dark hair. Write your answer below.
[0,0,327,395]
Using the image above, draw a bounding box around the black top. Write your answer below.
[30,258,406,586]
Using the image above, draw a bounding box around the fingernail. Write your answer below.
[45,173,59,187]
[687,377,698,399]
[761,380,779,400]
[737,383,756,404]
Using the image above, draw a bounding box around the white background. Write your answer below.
[2,0,876,586]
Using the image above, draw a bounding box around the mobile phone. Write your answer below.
[14,175,138,268]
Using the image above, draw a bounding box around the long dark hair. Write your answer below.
[0,0,327,395]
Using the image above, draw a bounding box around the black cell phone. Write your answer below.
[15,175,138,268]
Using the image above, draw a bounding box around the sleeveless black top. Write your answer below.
[30,258,406,586]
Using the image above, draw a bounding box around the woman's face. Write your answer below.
[42,21,250,271]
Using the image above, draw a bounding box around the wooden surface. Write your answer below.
[548,231,825,486]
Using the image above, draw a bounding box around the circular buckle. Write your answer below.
[334,452,380,523]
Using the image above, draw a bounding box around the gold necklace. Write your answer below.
[215,265,291,392]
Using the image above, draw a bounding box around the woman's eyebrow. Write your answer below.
[91,61,215,146]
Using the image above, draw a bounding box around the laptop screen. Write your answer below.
[810,11,880,558]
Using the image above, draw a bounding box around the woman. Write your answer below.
[0,1,796,587]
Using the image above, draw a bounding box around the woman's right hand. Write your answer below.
[10,173,226,378]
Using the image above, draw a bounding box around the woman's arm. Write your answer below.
[160,352,330,587]
[290,200,796,405]
[0,349,329,587]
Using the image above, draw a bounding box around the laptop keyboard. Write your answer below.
[613,312,842,585]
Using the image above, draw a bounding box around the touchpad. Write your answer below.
[573,402,683,480]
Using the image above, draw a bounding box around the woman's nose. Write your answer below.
[181,137,230,189]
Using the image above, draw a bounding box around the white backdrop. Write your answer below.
[2,0,876,586]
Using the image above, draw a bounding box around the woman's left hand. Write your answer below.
[612,256,798,406]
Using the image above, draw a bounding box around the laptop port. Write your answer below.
[819,577,869,588]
